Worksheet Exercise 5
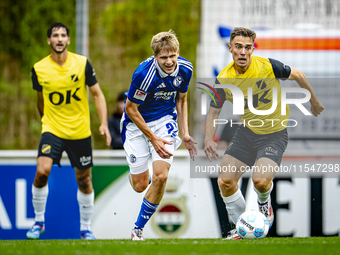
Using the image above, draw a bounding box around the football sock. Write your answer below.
[32,185,49,222]
[134,197,159,229]
[254,181,273,204]
[222,189,246,224]
[77,189,94,231]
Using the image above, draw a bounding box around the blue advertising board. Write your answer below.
[0,164,80,239]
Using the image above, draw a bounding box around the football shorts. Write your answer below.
[38,132,93,170]
[122,115,182,174]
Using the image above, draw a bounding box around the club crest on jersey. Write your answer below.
[130,154,137,163]
[71,74,79,82]
[134,89,147,101]
[173,76,183,87]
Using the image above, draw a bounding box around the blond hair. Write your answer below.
[230,27,257,44]
[151,29,179,56]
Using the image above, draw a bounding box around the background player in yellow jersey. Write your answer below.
[203,27,324,240]
[26,23,111,240]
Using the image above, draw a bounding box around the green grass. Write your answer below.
[0,237,340,255]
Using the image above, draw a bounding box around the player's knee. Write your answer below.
[152,172,168,185]
[77,174,92,190]
[35,168,50,186]
[218,178,236,191]
[252,178,270,192]
[133,181,149,193]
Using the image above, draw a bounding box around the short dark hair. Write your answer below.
[47,23,69,38]
[230,27,256,44]
[117,91,127,102]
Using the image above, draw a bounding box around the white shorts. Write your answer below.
[122,115,182,175]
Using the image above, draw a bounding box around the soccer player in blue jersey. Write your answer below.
[121,30,197,240]
[204,27,324,239]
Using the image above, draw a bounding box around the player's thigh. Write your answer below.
[65,136,93,170]
[37,132,65,169]
[219,154,247,180]
[124,128,151,175]
[152,160,171,183]
[253,157,278,179]
[36,156,53,176]
[130,170,150,187]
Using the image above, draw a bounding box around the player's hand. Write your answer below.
[182,135,198,161]
[310,101,324,117]
[203,139,218,162]
[151,137,173,159]
[99,125,111,146]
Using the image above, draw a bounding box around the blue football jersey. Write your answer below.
[122,55,193,125]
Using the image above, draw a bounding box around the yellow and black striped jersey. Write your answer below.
[212,56,291,134]
[32,52,97,139]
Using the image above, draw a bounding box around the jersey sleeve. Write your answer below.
[269,58,291,80]
[32,67,42,92]
[178,63,193,93]
[127,72,150,105]
[210,78,226,108]
[85,60,98,86]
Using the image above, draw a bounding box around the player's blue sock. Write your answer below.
[134,197,159,229]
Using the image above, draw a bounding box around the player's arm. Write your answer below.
[288,68,324,117]
[175,92,197,161]
[125,98,173,159]
[203,106,222,161]
[89,83,111,146]
[32,67,44,118]
[37,92,44,118]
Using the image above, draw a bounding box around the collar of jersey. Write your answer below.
[154,59,179,78]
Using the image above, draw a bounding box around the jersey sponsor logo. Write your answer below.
[156,83,166,89]
[49,87,81,105]
[71,74,79,82]
[80,156,92,166]
[173,76,183,87]
[130,154,137,163]
[41,144,51,154]
[256,80,267,90]
[154,91,176,101]
[133,89,147,101]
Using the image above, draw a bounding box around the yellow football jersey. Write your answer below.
[215,56,291,134]
[32,52,97,139]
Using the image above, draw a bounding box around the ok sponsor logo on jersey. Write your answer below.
[49,87,81,105]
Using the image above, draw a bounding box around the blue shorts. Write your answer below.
[225,126,288,166]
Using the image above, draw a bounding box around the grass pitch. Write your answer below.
[0,237,339,255]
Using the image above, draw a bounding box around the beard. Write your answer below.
[51,44,67,54]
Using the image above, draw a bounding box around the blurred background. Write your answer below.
[1,0,340,240]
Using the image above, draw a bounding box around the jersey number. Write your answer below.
[166,123,178,137]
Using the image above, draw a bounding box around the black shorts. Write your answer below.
[38,132,93,170]
[225,126,288,166]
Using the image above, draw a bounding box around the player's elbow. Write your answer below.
[289,68,306,80]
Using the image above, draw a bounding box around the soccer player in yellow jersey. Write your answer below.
[26,23,111,240]
[203,27,324,239]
